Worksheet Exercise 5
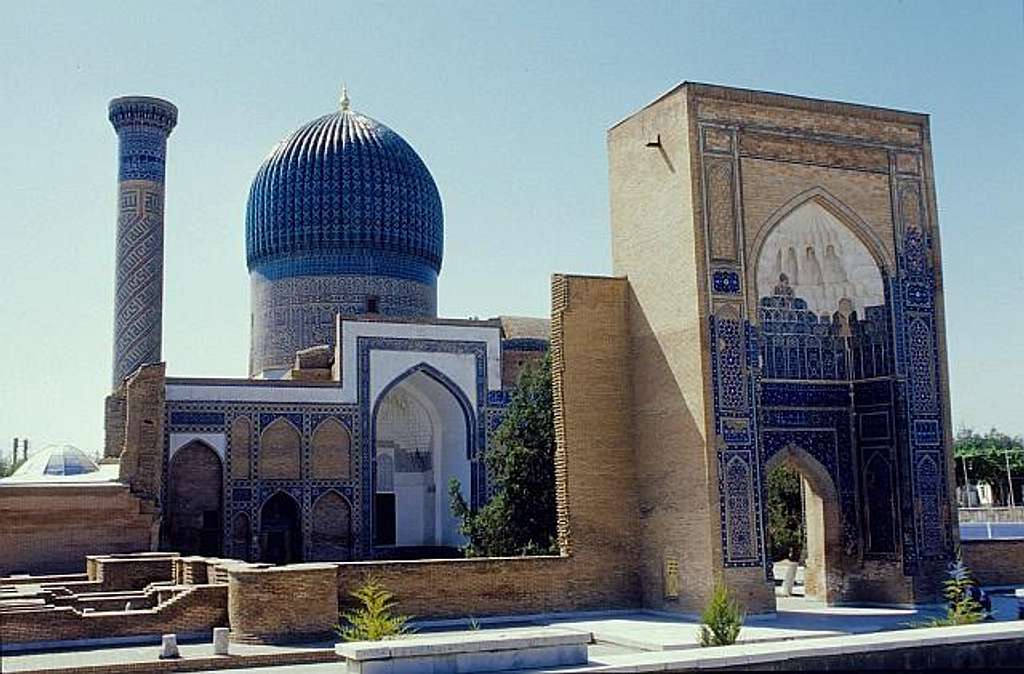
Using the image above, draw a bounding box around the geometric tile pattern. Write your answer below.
[243,106,445,375]
[109,97,177,388]
[245,109,443,278]
[698,119,954,575]
[249,273,436,375]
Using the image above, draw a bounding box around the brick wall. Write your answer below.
[962,540,1024,586]
[0,486,157,575]
[104,385,127,459]
[90,553,177,591]
[259,418,302,480]
[0,584,227,644]
[118,362,166,508]
[228,563,338,643]
[608,89,732,612]
[221,276,643,636]
[500,348,546,389]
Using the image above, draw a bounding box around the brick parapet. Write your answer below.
[962,540,1024,587]
[227,563,338,643]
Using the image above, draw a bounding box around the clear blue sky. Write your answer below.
[1,0,1021,456]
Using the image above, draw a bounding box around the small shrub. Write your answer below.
[912,554,987,628]
[336,576,414,641]
[698,581,744,647]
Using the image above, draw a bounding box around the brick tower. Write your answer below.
[108,96,177,389]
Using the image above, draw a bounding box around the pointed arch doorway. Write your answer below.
[372,365,474,557]
[765,446,844,604]
[259,492,303,564]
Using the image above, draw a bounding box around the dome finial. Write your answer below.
[340,84,351,112]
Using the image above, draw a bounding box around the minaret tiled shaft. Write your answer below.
[109,96,177,389]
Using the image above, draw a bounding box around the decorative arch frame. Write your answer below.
[258,416,303,480]
[368,361,477,551]
[310,416,353,479]
[167,439,225,556]
[310,488,354,561]
[257,488,305,563]
[747,187,895,311]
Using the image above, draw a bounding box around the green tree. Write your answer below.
[766,465,803,561]
[449,354,557,557]
[954,427,1024,506]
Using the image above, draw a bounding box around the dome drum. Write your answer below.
[245,104,444,376]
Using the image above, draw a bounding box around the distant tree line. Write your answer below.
[954,427,1023,507]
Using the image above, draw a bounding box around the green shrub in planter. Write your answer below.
[698,581,744,647]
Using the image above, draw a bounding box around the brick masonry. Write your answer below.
[608,82,958,609]
[962,540,1024,587]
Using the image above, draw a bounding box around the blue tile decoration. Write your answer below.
[249,273,436,375]
[169,411,225,426]
[165,400,362,559]
[501,338,550,352]
[109,97,177,388]
[245,105,445,374]
[712,269,742,294]
[356,335,500,557]
[698,131,954,576]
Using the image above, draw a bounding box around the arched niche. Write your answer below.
[230,417,252,480]
[310,490,352,561]
[311,417,352,479]
[231,512,252,561]
[260,417,301,480]
[259,491,303,564]
[167,440,223,556]
[372,364,474,552]
[755,198,885,317]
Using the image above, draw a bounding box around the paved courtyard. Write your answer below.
[4,593,1021,673]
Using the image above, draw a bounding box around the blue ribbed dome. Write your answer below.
[245,108,443,282]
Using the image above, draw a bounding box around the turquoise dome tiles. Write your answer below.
[245,109,444,284]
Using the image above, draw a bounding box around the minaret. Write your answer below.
[108,96,177,388]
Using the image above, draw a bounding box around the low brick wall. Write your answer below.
[228,563,338,644]
[335,556,582,619]
[89,553,177,592]
[962,539,1024,586]
[0,584,228,644]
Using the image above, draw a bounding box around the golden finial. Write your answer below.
[340,84,351,112]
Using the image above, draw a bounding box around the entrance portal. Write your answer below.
[259,492,302,564]
[373,367,472,555]
[765,446,842,604]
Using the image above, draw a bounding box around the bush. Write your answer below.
[914,554,987,628]
[698,581,744,647]
[336,577,414,641]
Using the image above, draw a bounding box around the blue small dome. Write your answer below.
[245,107,443,283]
